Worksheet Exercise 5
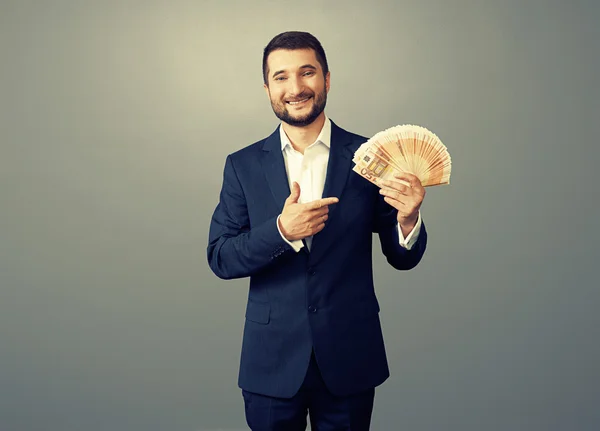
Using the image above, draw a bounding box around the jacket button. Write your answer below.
[308,305,317,313]
[308,268,316,276]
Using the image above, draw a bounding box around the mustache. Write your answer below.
[285,92,313,102]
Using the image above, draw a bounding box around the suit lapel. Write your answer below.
[261,126,290,211]
[320,121,355,205]
[309,121,355,259]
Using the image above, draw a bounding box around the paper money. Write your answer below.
[353,124,451,187]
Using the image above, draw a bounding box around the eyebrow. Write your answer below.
[272,64,317,78]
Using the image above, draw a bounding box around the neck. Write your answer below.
[282,113,326,154]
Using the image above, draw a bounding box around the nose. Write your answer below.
[288,76,304,97]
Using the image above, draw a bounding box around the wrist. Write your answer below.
[398,215,417,231]
[278,215,290,240]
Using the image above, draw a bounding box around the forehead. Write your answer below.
[266,48,320,73]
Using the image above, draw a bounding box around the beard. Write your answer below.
[269,86,327,127]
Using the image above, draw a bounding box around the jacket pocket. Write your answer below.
[245,300,270,324]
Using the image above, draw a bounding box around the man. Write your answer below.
[207,31,427,430]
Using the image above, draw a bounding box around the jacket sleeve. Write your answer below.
[373,191,427,270]
[207,155,294,280]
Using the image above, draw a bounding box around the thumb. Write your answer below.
[286,181,301,204]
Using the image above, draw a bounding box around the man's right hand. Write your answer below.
[278,182,339,241]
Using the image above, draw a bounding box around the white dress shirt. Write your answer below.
[276,116,422,252]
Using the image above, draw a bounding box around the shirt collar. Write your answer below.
[279,115,331,152]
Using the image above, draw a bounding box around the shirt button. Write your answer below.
[308,305,317,313]
[308,268,316,276]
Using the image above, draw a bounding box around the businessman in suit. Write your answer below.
[207,31,427,430]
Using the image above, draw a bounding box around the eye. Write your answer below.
[274,76,287,81]
[303,71,315,76]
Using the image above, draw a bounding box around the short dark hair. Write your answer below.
[262,31,329,85]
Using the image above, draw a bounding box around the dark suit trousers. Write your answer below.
[242,351,375,431]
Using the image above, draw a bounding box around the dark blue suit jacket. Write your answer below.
[207,120,427,398]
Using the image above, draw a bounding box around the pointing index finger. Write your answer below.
[310,197,339,210]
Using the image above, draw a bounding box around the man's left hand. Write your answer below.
[379,172,425,236]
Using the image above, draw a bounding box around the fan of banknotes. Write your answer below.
[352,124,451,187]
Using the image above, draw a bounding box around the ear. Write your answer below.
[263,82,270,98]
[325,71,331,94]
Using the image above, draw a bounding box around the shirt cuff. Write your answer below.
[397,211,422,250]
[277,214,304,252]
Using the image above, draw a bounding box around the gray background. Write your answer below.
[1,0,599,430]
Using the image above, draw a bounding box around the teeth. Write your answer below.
[288,98,309,105]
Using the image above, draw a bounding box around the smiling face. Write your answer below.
[264,48,330,127]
